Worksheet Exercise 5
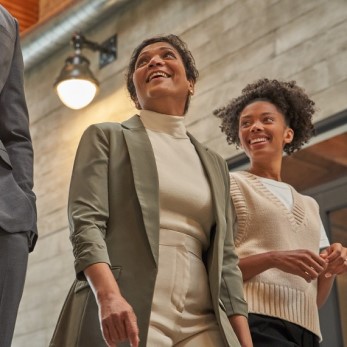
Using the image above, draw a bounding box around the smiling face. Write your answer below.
[132,42,194,115]
[238,100,294,163]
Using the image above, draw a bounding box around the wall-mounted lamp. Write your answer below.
[54,32,117,109]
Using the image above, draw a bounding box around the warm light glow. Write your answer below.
[56,79,98,109]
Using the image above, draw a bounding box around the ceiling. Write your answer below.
[281,132,347,191]
[0,0,75,34]
[0,0,39,33]
[282,131,347,248]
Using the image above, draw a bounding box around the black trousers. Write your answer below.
[249,313,320,347]
[0,230,29,347]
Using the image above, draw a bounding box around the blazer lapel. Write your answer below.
[122,116,159,266]
[188,133,225,225]
[188,133,225,294]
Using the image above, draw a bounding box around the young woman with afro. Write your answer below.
[214,78,347,347]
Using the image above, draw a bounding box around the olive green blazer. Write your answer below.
[50,115,247,347]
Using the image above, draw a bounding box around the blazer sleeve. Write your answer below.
[219,161,248,318]
[68,124,112,280]
[0,12,37,248]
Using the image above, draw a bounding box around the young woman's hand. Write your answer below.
[239,250,327,282]
[272,249,327,282]
[320,243,347,277]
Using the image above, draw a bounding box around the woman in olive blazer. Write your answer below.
[50,35,251,347]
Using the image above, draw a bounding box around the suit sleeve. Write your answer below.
[0,16,37,248]
[68,125,112,280]
[219,161,248,318]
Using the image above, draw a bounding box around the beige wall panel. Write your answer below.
[12,0,347,345]
[312,80,347,122]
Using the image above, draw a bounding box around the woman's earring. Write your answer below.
[135,100,141,110]
[189,89,194,95]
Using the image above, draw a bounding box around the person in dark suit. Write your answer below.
[0,5,37,347]
[50,34,252,347]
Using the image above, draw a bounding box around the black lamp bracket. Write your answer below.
[71,32,117,69]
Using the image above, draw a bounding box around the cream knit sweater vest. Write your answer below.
[230,171,322,339]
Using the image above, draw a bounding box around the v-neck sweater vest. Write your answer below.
[230,171,322,340]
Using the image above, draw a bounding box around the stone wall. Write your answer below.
[13,0,347,345]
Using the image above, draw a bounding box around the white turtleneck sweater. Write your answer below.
[139,110,214,249]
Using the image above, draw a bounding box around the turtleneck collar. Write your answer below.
[139,110,188,139]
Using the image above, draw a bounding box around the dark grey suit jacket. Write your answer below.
[0,5,37,251]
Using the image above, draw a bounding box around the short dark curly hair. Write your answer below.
[126,34,199,114]
[213,78,316,154]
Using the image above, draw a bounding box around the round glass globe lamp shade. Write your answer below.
[56,79,98,110]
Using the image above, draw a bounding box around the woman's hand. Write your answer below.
[239,250,327,282]
[84,263,140,347]
[320,243,347,277]
[272,249,327,282]
[316,243,347,308]
[228,315,253,347]
[98,293,139,347]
